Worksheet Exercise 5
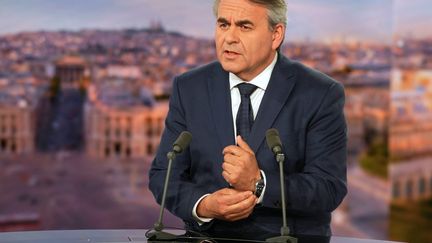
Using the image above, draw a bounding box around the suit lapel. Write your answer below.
[207,64,235,148]
[248,55,297,152]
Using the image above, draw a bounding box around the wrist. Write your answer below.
[255,169,261,181]
[249,170,261,192]
[197,196,211,218]
[253,171,265,197]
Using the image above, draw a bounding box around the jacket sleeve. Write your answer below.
[263,81,347,214]
[148,77,210,226]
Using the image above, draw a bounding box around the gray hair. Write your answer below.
[213,0,287,29]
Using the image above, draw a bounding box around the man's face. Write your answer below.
[215,0,283,81]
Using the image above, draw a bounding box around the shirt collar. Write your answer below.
[229,52,278,91]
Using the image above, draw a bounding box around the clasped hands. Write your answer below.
[197,136,261,221]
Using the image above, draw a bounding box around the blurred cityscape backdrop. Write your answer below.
[0,0,431,242]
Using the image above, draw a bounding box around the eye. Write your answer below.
[240,24,252,31]
[218,23,229,30]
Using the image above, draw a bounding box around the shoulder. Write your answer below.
[172,61,228,98]
[176,61,224,84]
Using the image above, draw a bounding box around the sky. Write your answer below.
[394,0,432,39]
[0,0,430,43]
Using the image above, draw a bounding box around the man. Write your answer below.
[149,0,347,240]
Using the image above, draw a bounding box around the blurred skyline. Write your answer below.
[1,0,430,43]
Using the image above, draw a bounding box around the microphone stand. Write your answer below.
[147,151,178,241]
[266,153,297,243]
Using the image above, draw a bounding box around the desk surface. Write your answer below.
[0,229,404,243]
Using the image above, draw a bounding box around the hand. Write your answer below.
[222,136,261,192]
[196,188,257,221]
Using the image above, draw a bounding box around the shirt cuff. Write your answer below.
[256,170,267,204]
[192,194,214,225]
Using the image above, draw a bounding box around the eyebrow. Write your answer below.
[217,17,254,27]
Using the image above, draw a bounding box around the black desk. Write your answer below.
[0,230,405,243]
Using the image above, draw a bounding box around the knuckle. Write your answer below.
[220,207,228,216]
[215,198,223,206]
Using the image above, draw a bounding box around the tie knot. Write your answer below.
[237,83,257,97]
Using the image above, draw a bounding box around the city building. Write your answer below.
[390,68,432,202]
[0,75,45,155]
[390,69,432,158]
[390,158,432,202]
[84,78,168,160]
[84,101,168,160]
[54,55,88,90]
[344,89,365,157]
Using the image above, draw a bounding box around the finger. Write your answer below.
[222,145,244,156]
[218,188,237,195]
[222,170,232,184]
[237,136,254,154]
[229,200,256,220]
[225,209,253,221]
[220,190,253,205]
[224,194,256,214]
[222,162,237,174]
[223,153,240,165]
[224,195,257,219]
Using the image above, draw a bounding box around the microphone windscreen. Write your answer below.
[173,131,192,153]
[266,128,282,153]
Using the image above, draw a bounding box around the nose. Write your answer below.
[225,26,239,44]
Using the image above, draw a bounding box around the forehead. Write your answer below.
[217,0,268,20]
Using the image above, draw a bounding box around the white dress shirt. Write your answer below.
[192,53,278,224]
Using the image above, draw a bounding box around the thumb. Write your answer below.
[236,136,254,154]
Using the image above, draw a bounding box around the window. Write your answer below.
[126,147,131,158]
[0,139,7,151]
[125,129,131,138]
[147,143,153,154]
[11,142,16,153]
[146,117,153,137]
[392,181,400,199]
[430,177,432,193]
[406,180,413,199]
[419,177,426,195]
[105,146,111,157]
[114,142,122,156]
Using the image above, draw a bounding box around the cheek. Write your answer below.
[252,37,272,56]
[214,35,224,49]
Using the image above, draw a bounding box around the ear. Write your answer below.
[271,23,285,50]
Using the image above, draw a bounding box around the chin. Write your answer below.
[220,61,242,74]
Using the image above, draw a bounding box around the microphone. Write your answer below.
[265,128,298,243]
[266,128,283,155]
[172,131,192,154]
[147,131,192,242]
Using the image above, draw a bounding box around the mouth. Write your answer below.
[224,50,240,55]
[223,50,240,59]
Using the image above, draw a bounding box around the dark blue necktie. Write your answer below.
[236,83,258,141]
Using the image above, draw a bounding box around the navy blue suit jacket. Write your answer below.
[149,54,347,240]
